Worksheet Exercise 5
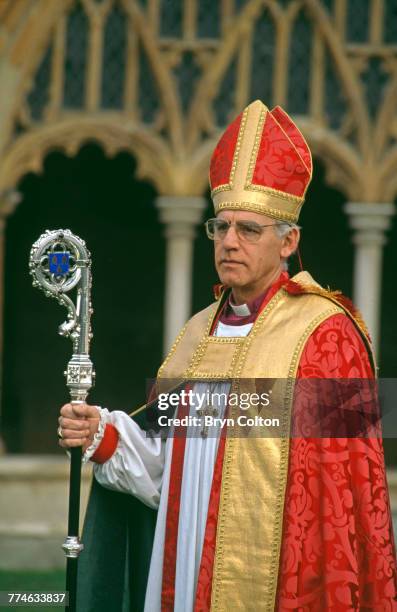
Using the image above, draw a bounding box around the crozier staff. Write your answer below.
[30,229,94,612]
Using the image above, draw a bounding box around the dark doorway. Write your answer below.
[380,196,397,378]
[299,158,353,295]
[2,143,164,453]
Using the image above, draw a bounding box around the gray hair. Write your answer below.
[273,222,300,238]
[273,222,301,270]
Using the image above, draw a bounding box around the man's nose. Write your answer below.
[222,224,240,248]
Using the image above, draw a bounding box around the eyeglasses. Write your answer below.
[205,218,285,243]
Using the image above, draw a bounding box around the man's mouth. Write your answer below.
[220,260,243,266]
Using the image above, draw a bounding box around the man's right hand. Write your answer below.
[58,403,100,452]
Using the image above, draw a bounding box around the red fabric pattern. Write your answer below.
[284,279,371,344]
[277,314,397,610]
[270,106,312,173]
[209,112,242,190]
[161,401,189,611]
[90,423,119,464]
[252,112,311,197]
[194,434,227,611]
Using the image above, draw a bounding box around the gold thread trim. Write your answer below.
[305,286,371,346]
[243,182,303,202]
[210,183,234,195]
[183,336,244,379]
[157,321,189,378]
[285,282,376,374]
[181,372,228,380]
[185,336,245,380]
[214,185,303,205]
[306,286,370,334]
[206,336,243,344]
[182,304,221,378]
[215,200,301,222]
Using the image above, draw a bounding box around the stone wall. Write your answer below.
[0,456,92,569]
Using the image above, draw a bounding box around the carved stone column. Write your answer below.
[156,196,207,355]
[0,190,22,453]
[344,202,395,357]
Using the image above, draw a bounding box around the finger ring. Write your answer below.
[57,426,63,440]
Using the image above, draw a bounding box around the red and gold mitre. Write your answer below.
[209,100,312,223]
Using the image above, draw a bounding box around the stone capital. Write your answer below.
[344,202,395,231]
[344,202,395,358]
[344,202,395,248]
[155,195,207,239]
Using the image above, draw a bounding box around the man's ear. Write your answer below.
[280,228,300,258]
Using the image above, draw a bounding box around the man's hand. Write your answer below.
[58,403,100,453]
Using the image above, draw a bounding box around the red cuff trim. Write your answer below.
[90,423,119,464]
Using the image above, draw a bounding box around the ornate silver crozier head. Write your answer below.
[29,229,95,403]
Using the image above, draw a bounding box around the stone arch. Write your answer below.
[0,0,69,153]
[0,118,178,200]
[1,0,397,205]
[0,0,189,202]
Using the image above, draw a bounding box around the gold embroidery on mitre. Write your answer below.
[211,100,310,223]
[215,201,302,222]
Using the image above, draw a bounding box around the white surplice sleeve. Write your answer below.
[88,408,165,510]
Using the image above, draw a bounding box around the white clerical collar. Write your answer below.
[229,299,251,317]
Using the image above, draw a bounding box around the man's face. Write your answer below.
[214,210,295,294]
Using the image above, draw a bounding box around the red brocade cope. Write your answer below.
[194,313,397,611]
[276,315,397,611]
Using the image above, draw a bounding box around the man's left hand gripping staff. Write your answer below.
[58,403,100,452]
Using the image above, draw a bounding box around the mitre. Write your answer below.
[209,99,313,223]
